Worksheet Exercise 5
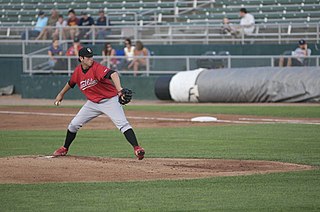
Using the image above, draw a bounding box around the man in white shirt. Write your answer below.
[239,8,255,35]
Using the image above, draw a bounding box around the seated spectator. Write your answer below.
[100,43,118,70]
[67,9,79,40]
[48,39,63,70]
[52,15,67,40]
[96,9,111,39]
[279,39,312,67]
[21,11,48,40]
[123,38,135,70]
[221,17,237,35]
[66,37,82,56]
[66,37,83,69]
[128,40,149,76]
[36,9,59,40]
[78,11,95,39]
[238,8,255,36]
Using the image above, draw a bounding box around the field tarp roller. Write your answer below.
[165,67,320,103]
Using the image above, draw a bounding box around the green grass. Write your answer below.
[1,124,319,165]
[0,171,319,211]
[1,104,320,211]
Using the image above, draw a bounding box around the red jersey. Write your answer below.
[69,61,118,103]
[66,45,83,56]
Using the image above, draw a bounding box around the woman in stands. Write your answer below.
[123,38,135,71]
[100,42,118,70]
[128,40,149,76]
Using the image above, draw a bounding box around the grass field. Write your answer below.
[0,105,320,211]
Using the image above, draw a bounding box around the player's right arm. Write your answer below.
[55,69,77,106]
[54,82,72,106]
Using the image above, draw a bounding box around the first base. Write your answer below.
[191,116,218,122]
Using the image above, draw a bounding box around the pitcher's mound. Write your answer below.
[0,156,313,184]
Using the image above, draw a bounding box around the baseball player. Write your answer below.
[53,47,145,160]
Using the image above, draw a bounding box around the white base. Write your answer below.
[191,116,218,122]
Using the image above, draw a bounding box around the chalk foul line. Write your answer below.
[0,110,319,125]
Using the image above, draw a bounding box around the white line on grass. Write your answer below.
[239,118,320,125]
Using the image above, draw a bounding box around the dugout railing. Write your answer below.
[22,54,320,76]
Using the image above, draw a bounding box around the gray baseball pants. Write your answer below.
[68,96,132,133]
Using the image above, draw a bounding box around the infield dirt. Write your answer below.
[0,156,314,184]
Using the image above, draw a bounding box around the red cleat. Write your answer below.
[53,146,68,156]
[134,146,145,160]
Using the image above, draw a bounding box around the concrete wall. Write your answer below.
[0,57,23,93]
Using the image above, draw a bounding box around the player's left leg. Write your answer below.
[98,96,145,160]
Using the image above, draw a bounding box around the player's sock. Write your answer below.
[124,129,139,147]
[63,130,77,149]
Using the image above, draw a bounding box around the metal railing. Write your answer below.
[22,54,320,76]
[0,22,319,44]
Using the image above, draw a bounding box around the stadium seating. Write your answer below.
[0,0,319,44]
[0,0,318,26]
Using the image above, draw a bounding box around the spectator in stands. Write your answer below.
[221,17,236,35]
[128,40,149,76]
[36,9,59,40]
[48,39,63,70]
[279,39,312,67]
[52,15,67,40]
[66,37,83,69]
[78,11,95,39]
[100,43,118,70]
[21,11,48,40]
[238,8,255,36]
[66,37,82,56]
[96,9,111,39]
[67,9,79,40]
[123,38,135,70]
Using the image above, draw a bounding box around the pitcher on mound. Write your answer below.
[53,47,145,160]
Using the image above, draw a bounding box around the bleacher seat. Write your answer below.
[1,0,317,26]
[0,0,319,44]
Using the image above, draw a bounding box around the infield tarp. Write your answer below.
[196,67,320,102]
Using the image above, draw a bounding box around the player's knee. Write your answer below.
[119,122,132,133]
[68,122,82,133]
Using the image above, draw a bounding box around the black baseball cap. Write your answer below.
[73,37,80,43]
[240,8,247,13]
[298,39,306,45]
[79,47,94,57]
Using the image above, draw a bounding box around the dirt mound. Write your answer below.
[0,156,313,184]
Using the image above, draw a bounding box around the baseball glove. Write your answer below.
[118,88,133,105]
